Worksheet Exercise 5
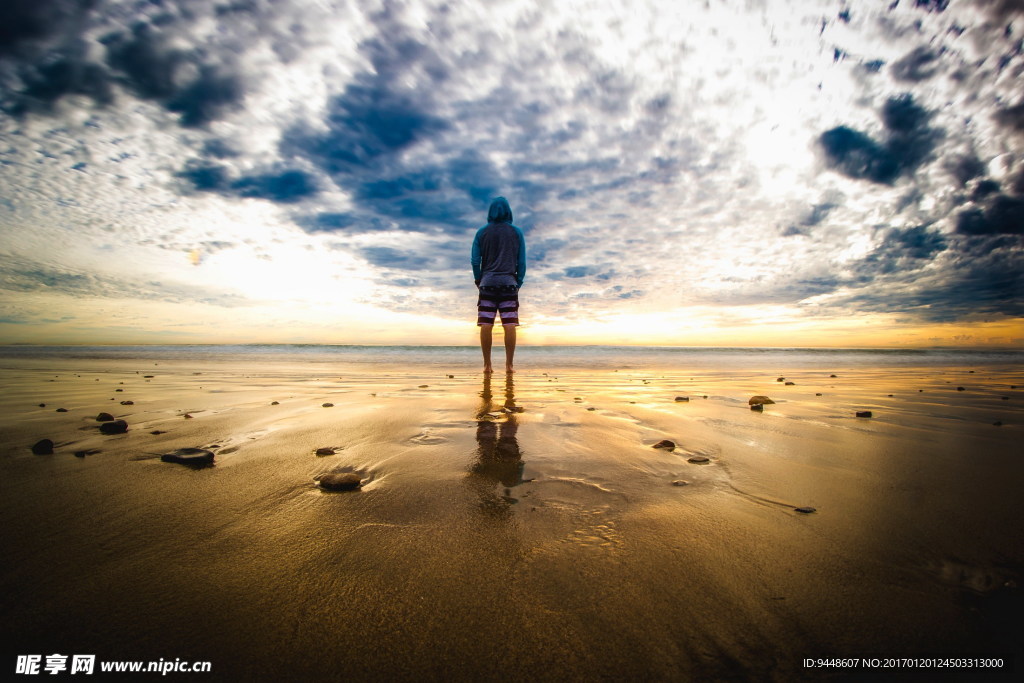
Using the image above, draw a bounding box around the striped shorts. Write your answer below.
[477,285,520,326]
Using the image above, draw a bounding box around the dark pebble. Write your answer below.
[31,439,54,455]
[115,389,123,392]
[322,403,334,408]
[315,447,336,456]
[749,395,775,405]
[856,411,872,418]
[419,385,429,388]
[447,375,454,379]
[100,420,128,435]
[993,421,1003,427]
[1002,396,1009,400]
[815,393,823,397]
[671,480,689,486]
[74,449,100,458]
[96,412,115,422]
[120,400,134,405]
[144,375,154,378]
[652,439,676,450]
[150,430,166,435]
[750,404,764,412]
[784,381,795,386]
[38,403,46,408]
[776,377,785,382]
[674,396,689,402]
[319,473,362,491]
[794,506,816,514]
[271,401,279,405]
[688,455,710,464]
[183,413,193,419]
[830,374,838,378]
[56,408,68,412]
[956,387,965,391]
[160,448,214,466]
[587,406,596,411]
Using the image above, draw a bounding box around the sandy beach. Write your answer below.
[1,348,1021,680]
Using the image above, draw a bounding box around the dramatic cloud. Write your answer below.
[0,0,1021,345]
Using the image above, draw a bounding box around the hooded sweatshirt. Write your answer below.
[471,197,526,288]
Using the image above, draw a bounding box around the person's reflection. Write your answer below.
[469,373,524,516]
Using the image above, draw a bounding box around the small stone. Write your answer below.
[160,448,214,466]
[785,381,795,386]
[315,447,336,456]
[150,430,166,435]
[99,419,128,435]
[748,396,775,405]
[271,401,279,405]
[671,480,689,486]
[96,412,115,422]
[56,408,68,412]
[447,375,454,379]
[993,421,1003,427]
[856,411,872,418]
[38,403,46,408]
[1002,396,1010,400]
[31,439,54,455]
[587,406,596,411]
[144,375,154,378]
[183,413,193,419]
[419,385,429,388]
[322,403,334,408]
[688,455,710,464]
[956,387,966,391]
[674,396,689,402]
[794,506,816,514]
[652,439,676,450]
[319,473,362,491]
[830,374,838,378]
[815,393,823,396]
[74,449,100,458]
[115,389,123,392]
[120,400,134,405]
[750,403,764,412]
[776,377,785,382]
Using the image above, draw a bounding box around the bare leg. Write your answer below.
[480,325,493,374]
[503,324,517,373]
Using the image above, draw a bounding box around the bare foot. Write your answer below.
[483,366,493,374]
[505,365,515,374]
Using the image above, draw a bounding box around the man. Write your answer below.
[471,197,526,374]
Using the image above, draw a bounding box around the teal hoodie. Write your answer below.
[471,197,526,288]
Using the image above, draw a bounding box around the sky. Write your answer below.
[0,0,1022,348]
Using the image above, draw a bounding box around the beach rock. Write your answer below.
[587,406,596,411]
[96,412,115,422]
[56,408,68,412]
[776,377,785,382]
[38,403,46,408]
[674,396,689,402]
[271,401,279,405]
[31,439,54,455]
[1002,396,1010,400]
[183,413,193,419]
[160,448,214,466]
[652,439,676,450]
[144,375,154,378]
[855,411,872,418]
[319,473,362,491]
[315,447,336,456]
[785,381,795,386]
[419,385,429,388]
[688,455,710,464]
[750,403,764,412]
[120,400,134,405]
[794,506,816,514]
[748,396,775,405]
[115,388,123,392]
[447,374,454,379]
[74,449,100,458]
[671,480,689,486]
[322,403,334,408]
[99,419,128,435]
[815,393,823,396]
[830,374,838,378]
[993,421,1003,427]
[150,430,166,435]
[956,387,966,392]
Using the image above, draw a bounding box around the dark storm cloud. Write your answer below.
[890,46,941,82]
[994,102,1024,133]
[819,94,940,184]
[945,153,987,187]
[2,3,246,126]
[955,194,1024,235]
[0,0,97,57]
[177,162,318,202]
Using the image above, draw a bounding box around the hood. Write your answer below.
[487,197,513,224]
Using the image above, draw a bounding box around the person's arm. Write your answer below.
[471,228,483,285]
[515,226,526,288]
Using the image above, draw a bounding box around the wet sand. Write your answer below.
[1,356,1022,680]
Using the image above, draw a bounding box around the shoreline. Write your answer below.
[2,356,1021,679]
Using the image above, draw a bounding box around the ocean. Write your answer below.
[1,344,1021,370]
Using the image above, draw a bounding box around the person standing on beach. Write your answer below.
[471,197,526,374]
